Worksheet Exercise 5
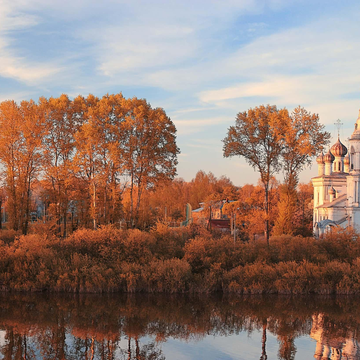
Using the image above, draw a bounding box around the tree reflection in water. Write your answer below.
[0,293,360,359]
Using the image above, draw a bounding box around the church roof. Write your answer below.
[315,217,347,229]
[316,193,346,209]
[312,172,348,180]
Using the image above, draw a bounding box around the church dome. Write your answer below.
[330,137,347,157]
[344,154,350,165]
[316,153,324,164]
[324,150,335,163]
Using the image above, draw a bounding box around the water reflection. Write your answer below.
[0,293,360,359]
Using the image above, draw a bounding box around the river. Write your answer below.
[0,293,358,359]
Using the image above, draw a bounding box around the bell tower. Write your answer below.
[346,110,360,228]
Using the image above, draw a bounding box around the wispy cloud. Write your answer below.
[174,116,233,135]
[197,9,360,125]
[0,0,62,84]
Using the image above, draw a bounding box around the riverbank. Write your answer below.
[1,225,360,294]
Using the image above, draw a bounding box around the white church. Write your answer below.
[313,110,360,236]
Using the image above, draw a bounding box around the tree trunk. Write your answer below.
[260,320,267,360]
[129,169,134,228]
[0,198,2,230]
[264,182,269,245]
[63,209,67,238]
[93,181,96,230]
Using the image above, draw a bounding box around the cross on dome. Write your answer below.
[334,119,343,138]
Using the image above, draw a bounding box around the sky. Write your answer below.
[1,0,360,186]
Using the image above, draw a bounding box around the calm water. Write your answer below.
[0,293,359,359]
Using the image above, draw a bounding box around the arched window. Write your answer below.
[351,146,355,170]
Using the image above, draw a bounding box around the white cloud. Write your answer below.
[195,10,360,126]
[0,0,62,84]
[174,116,233,135]
[95,25,197,75]
[77,0,295,79]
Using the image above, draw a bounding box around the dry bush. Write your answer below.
[150,222,189,259]
[2,226,360,293]
[142,259,191,293]
[0,229,21,244]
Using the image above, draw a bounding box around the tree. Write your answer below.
[223,105,286,243]
[222,178,279,240]
[120,97,179,227]
[223,105,330,240]
[40,94,85,236]
[0,100,47,233]
[273,107,330,235]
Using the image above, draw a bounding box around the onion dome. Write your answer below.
[344,154,350,165]
[324,149,335,163]
[330,137,347,157]
[316,152,324,164]
[328,187,336,195]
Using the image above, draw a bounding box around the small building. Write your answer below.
[192,199,233,231]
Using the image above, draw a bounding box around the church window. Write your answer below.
[356,182,358,203]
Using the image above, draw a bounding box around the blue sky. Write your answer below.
[1,0,360,186]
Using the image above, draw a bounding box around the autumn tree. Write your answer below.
[293,182,314,236]
[142,178,189,225]
[40,94,85,236]
[273,107,329,235]
[0,93,179,233]
[222,178,279,240]
[223,105,329,240]
[139,171,238,227]
[0,100,47,233]
[119,97,179,227]
[223,105,286,243]
[74,95,108,229]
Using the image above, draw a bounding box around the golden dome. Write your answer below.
[316,153,324,164]
[330,137,347,157]
[324,150,335,163]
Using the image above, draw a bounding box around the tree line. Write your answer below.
[0,98,328,239]
[0,93,179,235]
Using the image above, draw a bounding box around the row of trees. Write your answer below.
[0,98,326,238]
[0,94,179,234]
[136,170,313,239]
[223,105,330,242]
